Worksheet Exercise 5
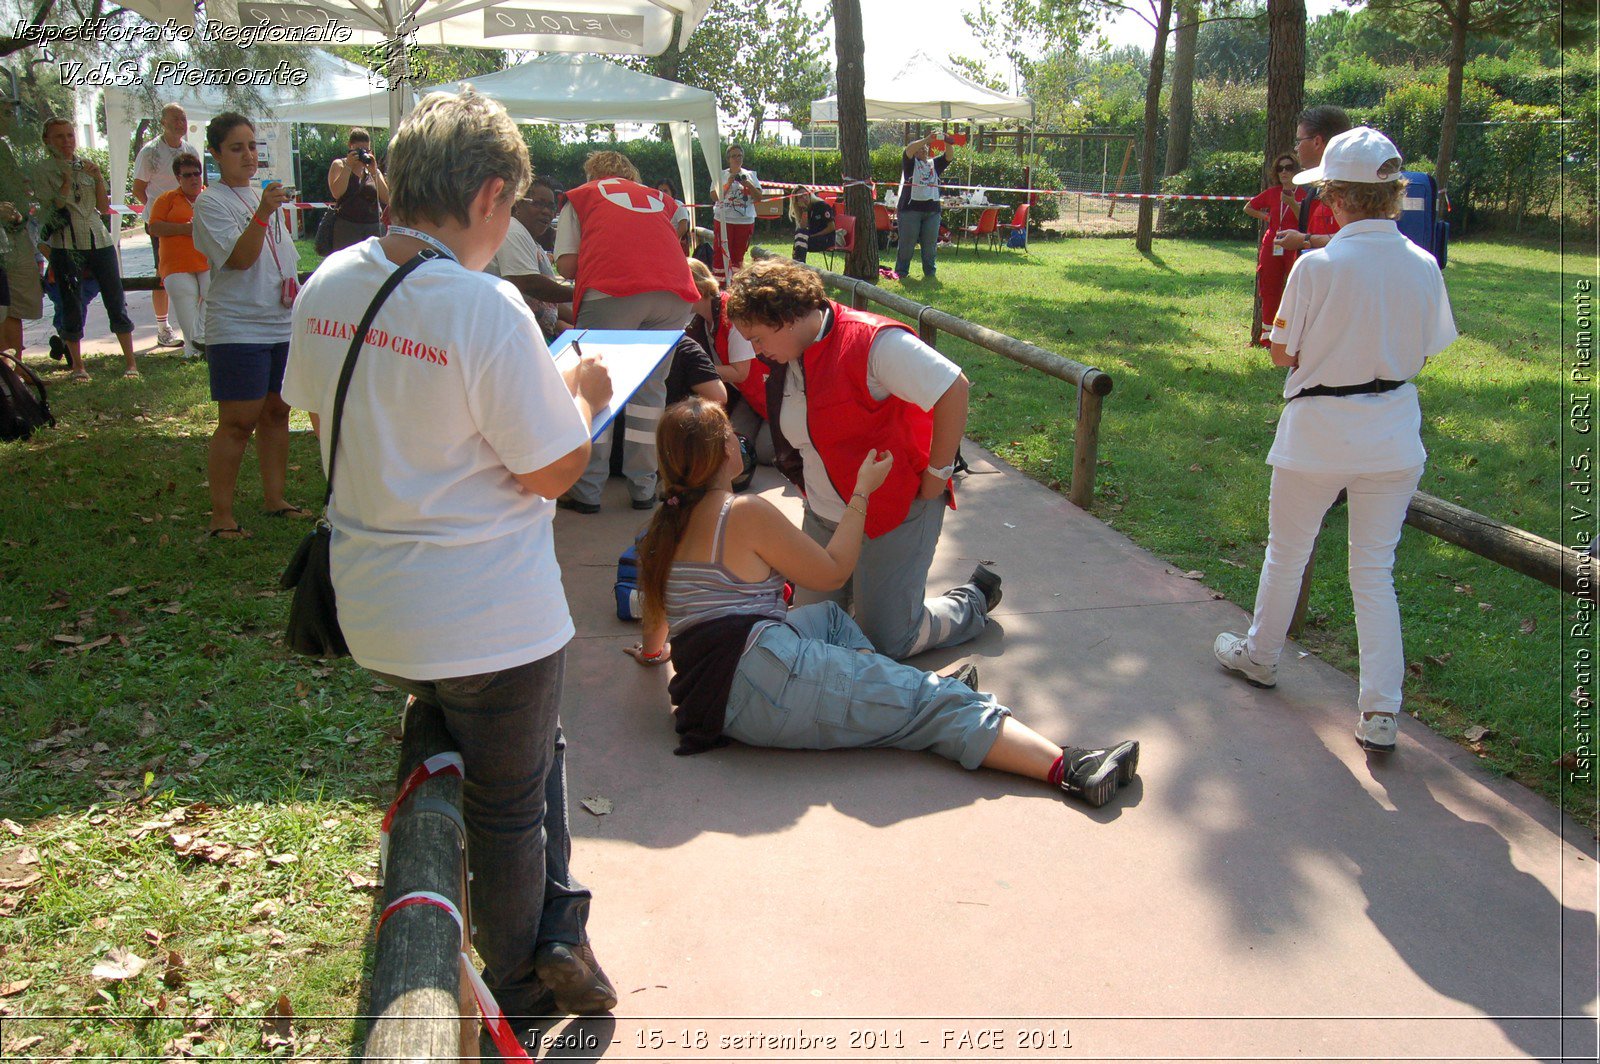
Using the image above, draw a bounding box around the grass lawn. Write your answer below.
[0,288,386,1053]
[756,231,1587,826]
[0,231,1584,1055]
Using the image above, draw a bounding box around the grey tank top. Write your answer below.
[664,495,788,640]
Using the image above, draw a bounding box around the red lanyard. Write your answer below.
[227,185,286,281]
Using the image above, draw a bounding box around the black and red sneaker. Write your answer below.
[1059,741,1139,808]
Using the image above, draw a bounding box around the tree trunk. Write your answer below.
[1433,0,1469,203]
[1264,0,1307,187]
[832,0,874,280]
[1135,0,1174,252]
[1157,0,1198,230]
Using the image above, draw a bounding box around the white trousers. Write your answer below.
[164,270,208,357]
[1246,464,1424,715]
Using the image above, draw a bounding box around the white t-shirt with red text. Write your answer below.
[281,239,590,680]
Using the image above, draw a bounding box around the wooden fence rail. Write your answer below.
[363,700,475,1063]
[749,249,1114,509]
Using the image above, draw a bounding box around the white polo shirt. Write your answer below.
[1268,218,1457,473]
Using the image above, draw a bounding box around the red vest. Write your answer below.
[565,178,700,314]
[794,303,937,539]
[716,293,771,418]
[1307,196,1340,238]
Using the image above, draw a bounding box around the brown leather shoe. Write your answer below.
[533,941,617,1015]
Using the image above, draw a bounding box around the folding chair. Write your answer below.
[822,211,856,271]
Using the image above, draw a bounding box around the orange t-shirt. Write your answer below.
[149,189,210,277]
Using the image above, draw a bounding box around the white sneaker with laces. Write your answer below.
[1356,712,1398,753]
[156,324,182,348]
[1213,632,1277,688]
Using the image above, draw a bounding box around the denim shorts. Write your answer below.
[208,341,289,402]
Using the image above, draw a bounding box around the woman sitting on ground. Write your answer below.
[623,397,1140,809]
[788,186,837,264]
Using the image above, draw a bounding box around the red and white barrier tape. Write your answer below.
[1080,190,1252,202]
[376,891,532,1061]
[379,750,464,876]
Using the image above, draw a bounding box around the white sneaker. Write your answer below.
[1213,632,1277,688]
[1356,712,1399,753]
[156,324,182,348]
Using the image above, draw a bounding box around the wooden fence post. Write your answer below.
[1069,372,1106,509]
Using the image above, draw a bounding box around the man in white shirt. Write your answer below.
[488,177,571,338]
[131,104,202,347]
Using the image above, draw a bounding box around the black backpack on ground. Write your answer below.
[0,352,54,441]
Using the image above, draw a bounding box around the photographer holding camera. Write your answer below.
[325,128,389,252]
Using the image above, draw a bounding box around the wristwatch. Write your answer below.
[926,461,956,481]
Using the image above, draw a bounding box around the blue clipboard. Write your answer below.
[549,329,682,441]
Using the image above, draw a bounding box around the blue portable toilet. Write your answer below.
[1397,170,1449,269]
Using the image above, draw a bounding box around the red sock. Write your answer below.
[1047,754,1065,787]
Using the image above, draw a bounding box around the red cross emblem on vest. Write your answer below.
[597,178,665,215]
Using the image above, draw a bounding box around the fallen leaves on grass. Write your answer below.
[5,1035,44,1053]
[0,979,32,997]
[161,951,187,988]
[91,946,148,981]
[1463,725,1493,743]
[1520,616,1536,634]
[346,872,380,890]
[1426,652,1453,668]
[262,993,294,1049]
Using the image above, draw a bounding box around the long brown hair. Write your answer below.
[638,398,733,630]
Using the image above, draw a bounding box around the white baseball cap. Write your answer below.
[1294,126,1404,185]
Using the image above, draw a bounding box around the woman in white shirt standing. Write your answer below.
[192,112,306,539]
[712,144,761,278]
[281,88,618,1022]
[1213,128,1457,754]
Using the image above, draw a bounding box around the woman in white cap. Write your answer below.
[1213,127,1458,754]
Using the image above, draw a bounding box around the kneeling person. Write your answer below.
[726,258,997,661]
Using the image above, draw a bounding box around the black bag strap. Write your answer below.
[323,249,442,508]
[1297,188,1317,233]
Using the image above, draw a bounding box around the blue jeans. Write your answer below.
[49,246,133,340]
[895,208,941,279]
[46,274,99,334]
[796,496,988,660]
[374,649,588,1015]
[723,602,1009,769]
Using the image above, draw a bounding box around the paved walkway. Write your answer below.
[548,451,1595,1063]
[51,291,1598,1061]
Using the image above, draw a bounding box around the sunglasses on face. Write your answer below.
[1277,164,1297,172]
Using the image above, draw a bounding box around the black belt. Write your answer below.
[1288,378,1406,401]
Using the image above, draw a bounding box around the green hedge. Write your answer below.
[1160,151,1261,239]
[294,132,1065,227]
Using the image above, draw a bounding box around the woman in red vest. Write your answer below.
[1244,153,1305,346]
[685,257,773,463]
[724,258,999,662]
[554,151,701,513]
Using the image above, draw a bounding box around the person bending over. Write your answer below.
[726,258,996,662]
[624,398,1139,808]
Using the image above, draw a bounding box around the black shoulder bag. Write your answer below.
[280,250,440,657]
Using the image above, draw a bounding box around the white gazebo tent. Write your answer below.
[810,49,1034,201]
[120,0,714,129]
[810,49,1033,126]
[289,53,723,214]
[102,51,392,222]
